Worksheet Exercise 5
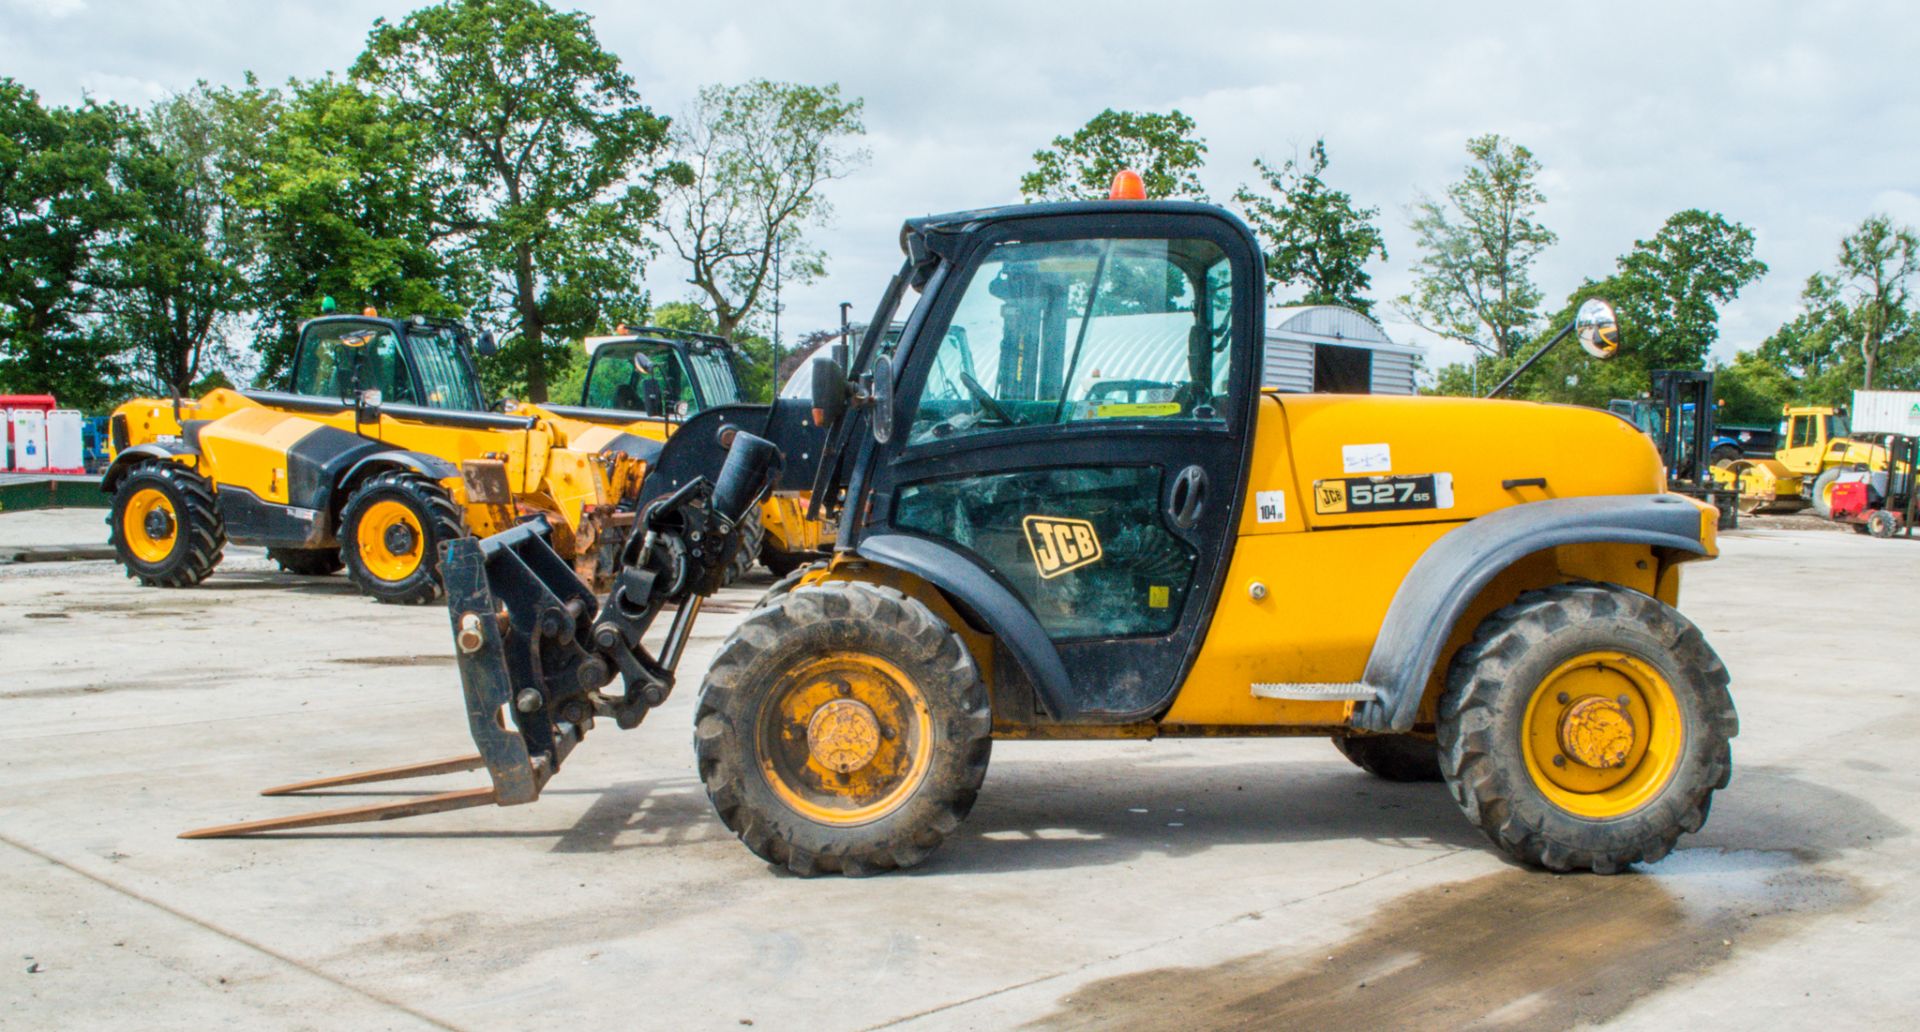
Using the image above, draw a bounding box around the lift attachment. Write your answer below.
[181,430,782,838]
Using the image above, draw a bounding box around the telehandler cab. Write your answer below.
[188,192,1738,878]
[105,311,658,602]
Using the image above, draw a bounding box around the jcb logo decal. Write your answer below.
[1022,516,1103,579]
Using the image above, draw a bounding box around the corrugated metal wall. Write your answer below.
[1369,349,1417,394]
[1263,339,1316,392]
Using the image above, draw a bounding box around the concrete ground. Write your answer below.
[2,509,1917,1030]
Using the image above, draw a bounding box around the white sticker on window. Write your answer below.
[1342,443,1391,474]
[1254,490,1286,523]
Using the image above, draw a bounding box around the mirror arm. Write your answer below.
[1484,320,1575,400]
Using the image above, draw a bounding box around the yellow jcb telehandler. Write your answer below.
[188,190,1738,879]
[105,312,657,602]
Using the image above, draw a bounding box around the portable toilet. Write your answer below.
[8,408,49,471]
[47,409,85,474]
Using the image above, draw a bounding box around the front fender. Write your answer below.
[855,533,1073,719]
[101,443,195,493]
[1348,494,1711,733]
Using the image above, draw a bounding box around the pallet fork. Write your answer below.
[181,431,781,838]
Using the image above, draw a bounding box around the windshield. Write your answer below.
[907,236,1235,445]
[291,320,415,404]
[583,339,743,415]
[406,325,484,410]
[684,346,741,407]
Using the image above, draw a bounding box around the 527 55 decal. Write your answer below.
[1313,473,1455,515]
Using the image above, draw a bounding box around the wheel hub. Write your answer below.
[383,521,419,557]
[806,698,882,774]
[1557,696,1635,769]
[143,507,175,540]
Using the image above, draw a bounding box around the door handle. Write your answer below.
[1168,465,1208,529]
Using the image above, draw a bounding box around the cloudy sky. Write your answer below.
[7,0,1918,375]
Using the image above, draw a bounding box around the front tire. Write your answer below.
[1438,583,1736,874]
[110,463,225,587]
[696,581,991,876]
[1810,467,1843,519]
[338,471,463,604]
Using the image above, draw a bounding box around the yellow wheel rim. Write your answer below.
[758,651,933,826]
[357,499,426,583]
[122,487,179,564]
[1522,650,1683,819]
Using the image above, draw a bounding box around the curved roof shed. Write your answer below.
[1264,305,1422,395]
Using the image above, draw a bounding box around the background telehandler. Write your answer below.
[105,310,658,602]
[188,189,1738,881]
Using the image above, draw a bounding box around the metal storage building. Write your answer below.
[1263,305,1421,395]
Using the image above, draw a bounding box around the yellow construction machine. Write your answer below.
[105,312,656,602]
[188,192,1738,879]
[1712,404,1902,515]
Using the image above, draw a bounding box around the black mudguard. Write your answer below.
[1349,494,1710,733]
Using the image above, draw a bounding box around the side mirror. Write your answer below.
[870,355,895,444]
[356,388,382,424]
[1576,298,1620,359]
[812,355,849,428]
[494,395,516,413]
[475,331,497,357]
[631,352,653,375]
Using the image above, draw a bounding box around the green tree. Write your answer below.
[0,80,128,408]
[1833,214,1919,389]
[662,80,866,342]
[1020,109,1208,202]
[96,86,257,396]
[352,0,673,402]
[1608,209,1767,371]
[236,76,476,384]
[1233,139,1386,314]
[1429,209,1765,405]
[1401,134,1556,362]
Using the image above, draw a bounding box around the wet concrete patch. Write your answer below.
[1031,849,1863,1031]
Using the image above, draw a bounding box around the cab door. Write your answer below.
[859,211,1261,722]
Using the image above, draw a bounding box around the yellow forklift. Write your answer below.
[189,189,1737,879]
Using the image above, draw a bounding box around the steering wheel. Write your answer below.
[960,372,1015,425]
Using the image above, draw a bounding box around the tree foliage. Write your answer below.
[1401,134,1556,359]
[662,79,865,342]
[352,0,672,401]
[0,80,129,407]
[95,85,257,396]
[1430,209,1765,406]
[234,76,474,384]
[1021,109,1208,202]
[1233,139,1386,314]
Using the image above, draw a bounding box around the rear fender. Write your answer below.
[1348,494,1711,733]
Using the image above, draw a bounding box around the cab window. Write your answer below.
[406,326,482,410]
[292,322,415,404]
[908,237,1235,445]
[584,343,698,417]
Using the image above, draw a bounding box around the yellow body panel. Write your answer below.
[195,407,333,504]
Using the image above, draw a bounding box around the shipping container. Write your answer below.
[1851,390,1920,436]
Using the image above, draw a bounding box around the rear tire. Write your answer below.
[109,463,224,587]
[339,471,463,605]
[696,581,991,876]
[268,547,344,576]
[1709,444,1741,467]
[1332,734,1443,782]
[1438,583,1736,874]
